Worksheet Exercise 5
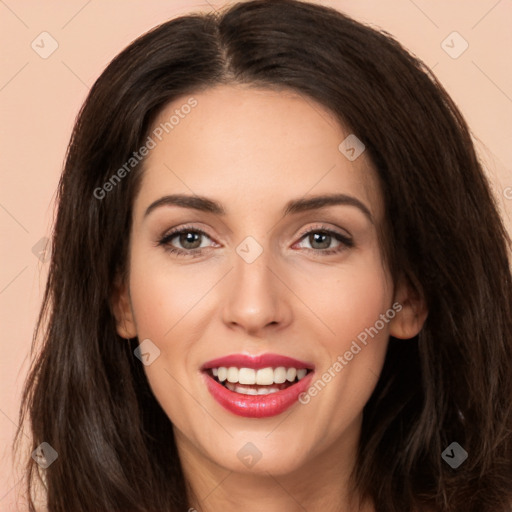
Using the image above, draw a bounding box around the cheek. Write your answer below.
[128,251,207,340]
[297,262,392,437]
[126,251,204,425]
[296,256,392,347]
[299,251,393,414]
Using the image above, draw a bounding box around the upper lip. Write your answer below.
[201,353,315,371]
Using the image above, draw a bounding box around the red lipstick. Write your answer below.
[201,353,315,418]
[201,353,314,371]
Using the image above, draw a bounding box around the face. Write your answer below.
[114,84,425,482]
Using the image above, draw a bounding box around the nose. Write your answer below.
[221,241,292,336]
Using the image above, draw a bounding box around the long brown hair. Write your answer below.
[15,1,512,510]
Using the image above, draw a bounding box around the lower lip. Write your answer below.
[203,371,314,418]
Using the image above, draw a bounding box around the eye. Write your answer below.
[294,225,354,255]
[156,223,354,258]
[157,225,216,258]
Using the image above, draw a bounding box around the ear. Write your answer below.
[111,273,137,339]
[389,276,428,339]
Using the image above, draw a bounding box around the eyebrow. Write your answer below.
[144,193,373,224]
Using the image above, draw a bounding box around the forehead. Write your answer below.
[135,84,382,222]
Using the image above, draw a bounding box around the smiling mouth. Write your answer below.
[205,367,313,396]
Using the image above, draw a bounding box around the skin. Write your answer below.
[113,84,427,512]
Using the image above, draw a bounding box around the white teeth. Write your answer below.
[238,368,256,385]
[227,367,238,383]
[256,386,280,395]
[256,367,274,385]
[225,381,281,395]
[217,367,227,382]
[236,385,257,395]
[210,366,310,385]
[273,367,287,384]
[286,368,297,382]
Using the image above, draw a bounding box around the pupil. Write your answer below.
[181,232,200,249]
[311,232,330,249]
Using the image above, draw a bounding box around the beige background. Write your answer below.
[1,0,511,509]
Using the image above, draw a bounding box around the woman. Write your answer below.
[15,0,512,510]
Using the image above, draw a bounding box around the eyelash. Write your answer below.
[156,223,354,258]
